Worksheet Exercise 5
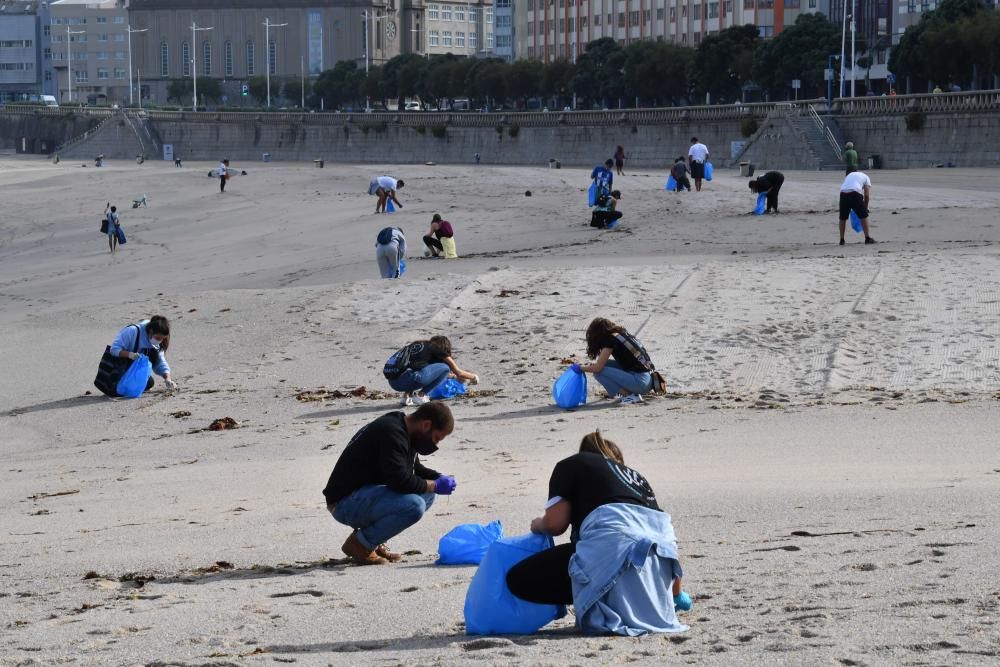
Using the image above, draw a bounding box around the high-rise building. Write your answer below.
[47,0,130,105]
[423,1,493,58]
[0,1,42,103]
[827,0,891,92]
[494,0,513,60]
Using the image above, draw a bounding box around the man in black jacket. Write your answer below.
[324,402,457,565]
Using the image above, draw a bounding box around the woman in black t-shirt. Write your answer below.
[572,317,654,405]
[506,431,684,605]
[382,335,479,406]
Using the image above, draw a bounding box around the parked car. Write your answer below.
[404,101,422,112]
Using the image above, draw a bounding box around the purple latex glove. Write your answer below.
[434,475,457,495]
[569,363,583,374]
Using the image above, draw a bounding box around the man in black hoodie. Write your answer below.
[324,402,457,565]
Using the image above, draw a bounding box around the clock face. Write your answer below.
[386,20,397,39]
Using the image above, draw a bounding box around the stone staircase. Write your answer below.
[123,110,162,159]
[791,109,845,171]
[56,108,145,161]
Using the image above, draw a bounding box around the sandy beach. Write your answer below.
[1,156,999,666]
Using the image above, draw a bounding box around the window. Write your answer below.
[43,47,51,60]
[204,41,212,75]
[618,12,625,26]
[496,34,512,47]
[758,24,773,37]
[808,0,817,6]
[693,4,702,19]
[455,7,465,21]
[45,70,52,81]
[268,40,276,75]
[709,2,719,17]
[486,8,494,23]
[43,25,49,37]
[75,70,88,82]
[469,31,478,48]
[225,41,233,76]
[97,68,109,79]
[114,34,125,42]
[559,18,564,31]
[182,41,190,77]
[428,4,439,20]
[98,33,108,42]
[160,41,169,76]
[469,7,478,22]
[487,33,493,48]
[97,17,108,24]
[643,9,651,23]
[630,10,639,24]
[744,0,754,8]
[529,21,535,35]
[442,6,452,20]
[442,31,452,46]
[97,51,108,60]
[115,51,126,59]
[594,13,602,24]
[456,31,465,47]
[246,40,255,76]
[579,16,588,29]
[114,16,125,24]
[657,7,665,19]
[528,45,535,58]
[115,68,126,79]
[726,0,734,12]
[670,7,676,19]
[784,0,799,7]
[496,14,512,27]
[430,30,440,46]
[682,6,688,17]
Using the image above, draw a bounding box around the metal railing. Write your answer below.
[54,113,115,153]
[806,104,842,160]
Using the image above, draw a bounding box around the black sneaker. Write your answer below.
[865,237,877,244]
[839,239,845,246]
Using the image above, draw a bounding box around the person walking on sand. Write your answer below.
[218,158,230,193]
[748,171,785,214]
[375,226,406,279]
[105,203,121,254]
[323,402,458,565]
[839,167,876,245]
[383,335,479,406]
[423,213,454,258]
[568,317,665,405]
[94,315,177,396]
[614,145,626,176]
[687,137,710,192]
[843,142,859,175]
[368,175,404,214]
[591,158,614,198]
[505,431,690,635]
[670,157,691,192]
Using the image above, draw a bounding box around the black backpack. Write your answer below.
[383,343,415,380]
[377,227,395,245]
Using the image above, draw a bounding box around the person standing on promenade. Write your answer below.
[687,138,710,192]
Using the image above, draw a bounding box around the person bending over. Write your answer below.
[383,335,478,406]
[838,167,876,245]
[670,157,691,192]
[96,315,176,396]
[323,403,457,565]
[369,175,404,213]
[748,171,785,214]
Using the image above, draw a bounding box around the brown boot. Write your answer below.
[342,532,388,565]
[375,543,403,563]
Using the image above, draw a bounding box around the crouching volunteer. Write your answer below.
[383,336,479,406]
[506,431,690,635]
[94,316,176,396]
[570,317,665,405]
[323,402,457,565]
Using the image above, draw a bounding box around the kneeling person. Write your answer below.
[383,336,479,406]
[323,403,457,565]
[590,190,623,229]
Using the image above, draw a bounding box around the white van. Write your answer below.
[39,95,58,107]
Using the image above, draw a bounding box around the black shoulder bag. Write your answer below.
[94,324,141,397]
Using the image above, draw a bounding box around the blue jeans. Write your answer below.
[331,485,436,549]
[387,363,450,394]
[594,360,652,397]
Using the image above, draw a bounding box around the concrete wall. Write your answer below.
[0,109,101,151]
[836,113,1000,169]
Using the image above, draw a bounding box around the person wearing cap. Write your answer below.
[368,175,405,213]
[422,213,455,258]
[590,189,623,229]
[843,142,859,175]
[590,158,614,198]
[748,171,785,214]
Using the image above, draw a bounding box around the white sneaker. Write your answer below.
[401,395,414,407]
[620,394,644,405]
[410,394,430,405]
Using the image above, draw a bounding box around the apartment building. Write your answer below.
[424,0,494,57]
[48,0,129,104]
[494,0,513,60]
[515,0,823,62]
[0,1,41,102]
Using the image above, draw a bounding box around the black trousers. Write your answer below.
[220,175,227,192]
[765,175,784,212]
[590,210,623,228]
[423,235,444,252]
[505,542,575,605]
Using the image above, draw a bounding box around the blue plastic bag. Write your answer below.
[754,192,767,215]
[849,210,863,233]
[606,219,621,230]
[464,532,565,635]
[116,354,151,398]
[704,161,714,181]
[397,259,406,277]
[553,367,587,409]
[116,227,127,244]
[437,520,504,565]
[386,199,395,213]
[587,182,597,206]
[427,378,467,400]
[665,175,677,191]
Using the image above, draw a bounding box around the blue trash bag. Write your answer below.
[754,192,767,215]
[116,227,127,244]
[427,378,467,400]
[553,366,587,409]
[116,354,151,398]
[704,161,714,181]
[587,182,597,206]
[437,520,504,565]
[850,210,863,233]
[386,199,396,213]
[397,259,406,277]
[606,219,621,230]
[464,532,566,635]
[665,175,677,191]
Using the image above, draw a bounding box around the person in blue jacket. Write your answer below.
[506,431,690,635]
[590,158,614,198]
[109,316,176,393]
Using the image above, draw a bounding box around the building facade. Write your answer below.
[828,0,890,92]
[493,0,513,60]
[424,0,493,57]
[128,0,425,106]
[0,2,41,102]
[514,0,824,62]
[47,0,130,105]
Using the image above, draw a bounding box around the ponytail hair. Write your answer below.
[579,430,624,464]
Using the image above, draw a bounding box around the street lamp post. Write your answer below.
[66,25,86,104]
[262,18,288,108]
[126,24,148,106]
[839,0,848,98]
[850,0,857,98]
[191,22,214,112]
[362,11,371,112]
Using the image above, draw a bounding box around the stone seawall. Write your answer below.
[836,113,1000,169]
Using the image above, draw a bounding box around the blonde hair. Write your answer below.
[579,430,624,464]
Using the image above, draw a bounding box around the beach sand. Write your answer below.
[1,157,999,665]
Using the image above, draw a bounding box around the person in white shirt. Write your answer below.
[368,175,405,213]
[218,159,230,193]
[687,137,710,192]
[838,167,876,245]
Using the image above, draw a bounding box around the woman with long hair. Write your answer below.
[571,317,657,405]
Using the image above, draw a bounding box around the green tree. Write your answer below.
[505,59,544,107]
[282,77,312,107]
[889,0,987,91]
[166,78,192,105]
[472,61,509,105]
[623,40,694,106]
[247,75,268,104]
[196,77,223,103]
[542,59,576,103]
[693,25,759,102]
[571,38,626,108]
[312,61,365,109]
[752,14,840,99]
[381,53,428,103]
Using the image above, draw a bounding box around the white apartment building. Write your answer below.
[425,0,494,57]
[48,0,129,105]
[515,0,823,62]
